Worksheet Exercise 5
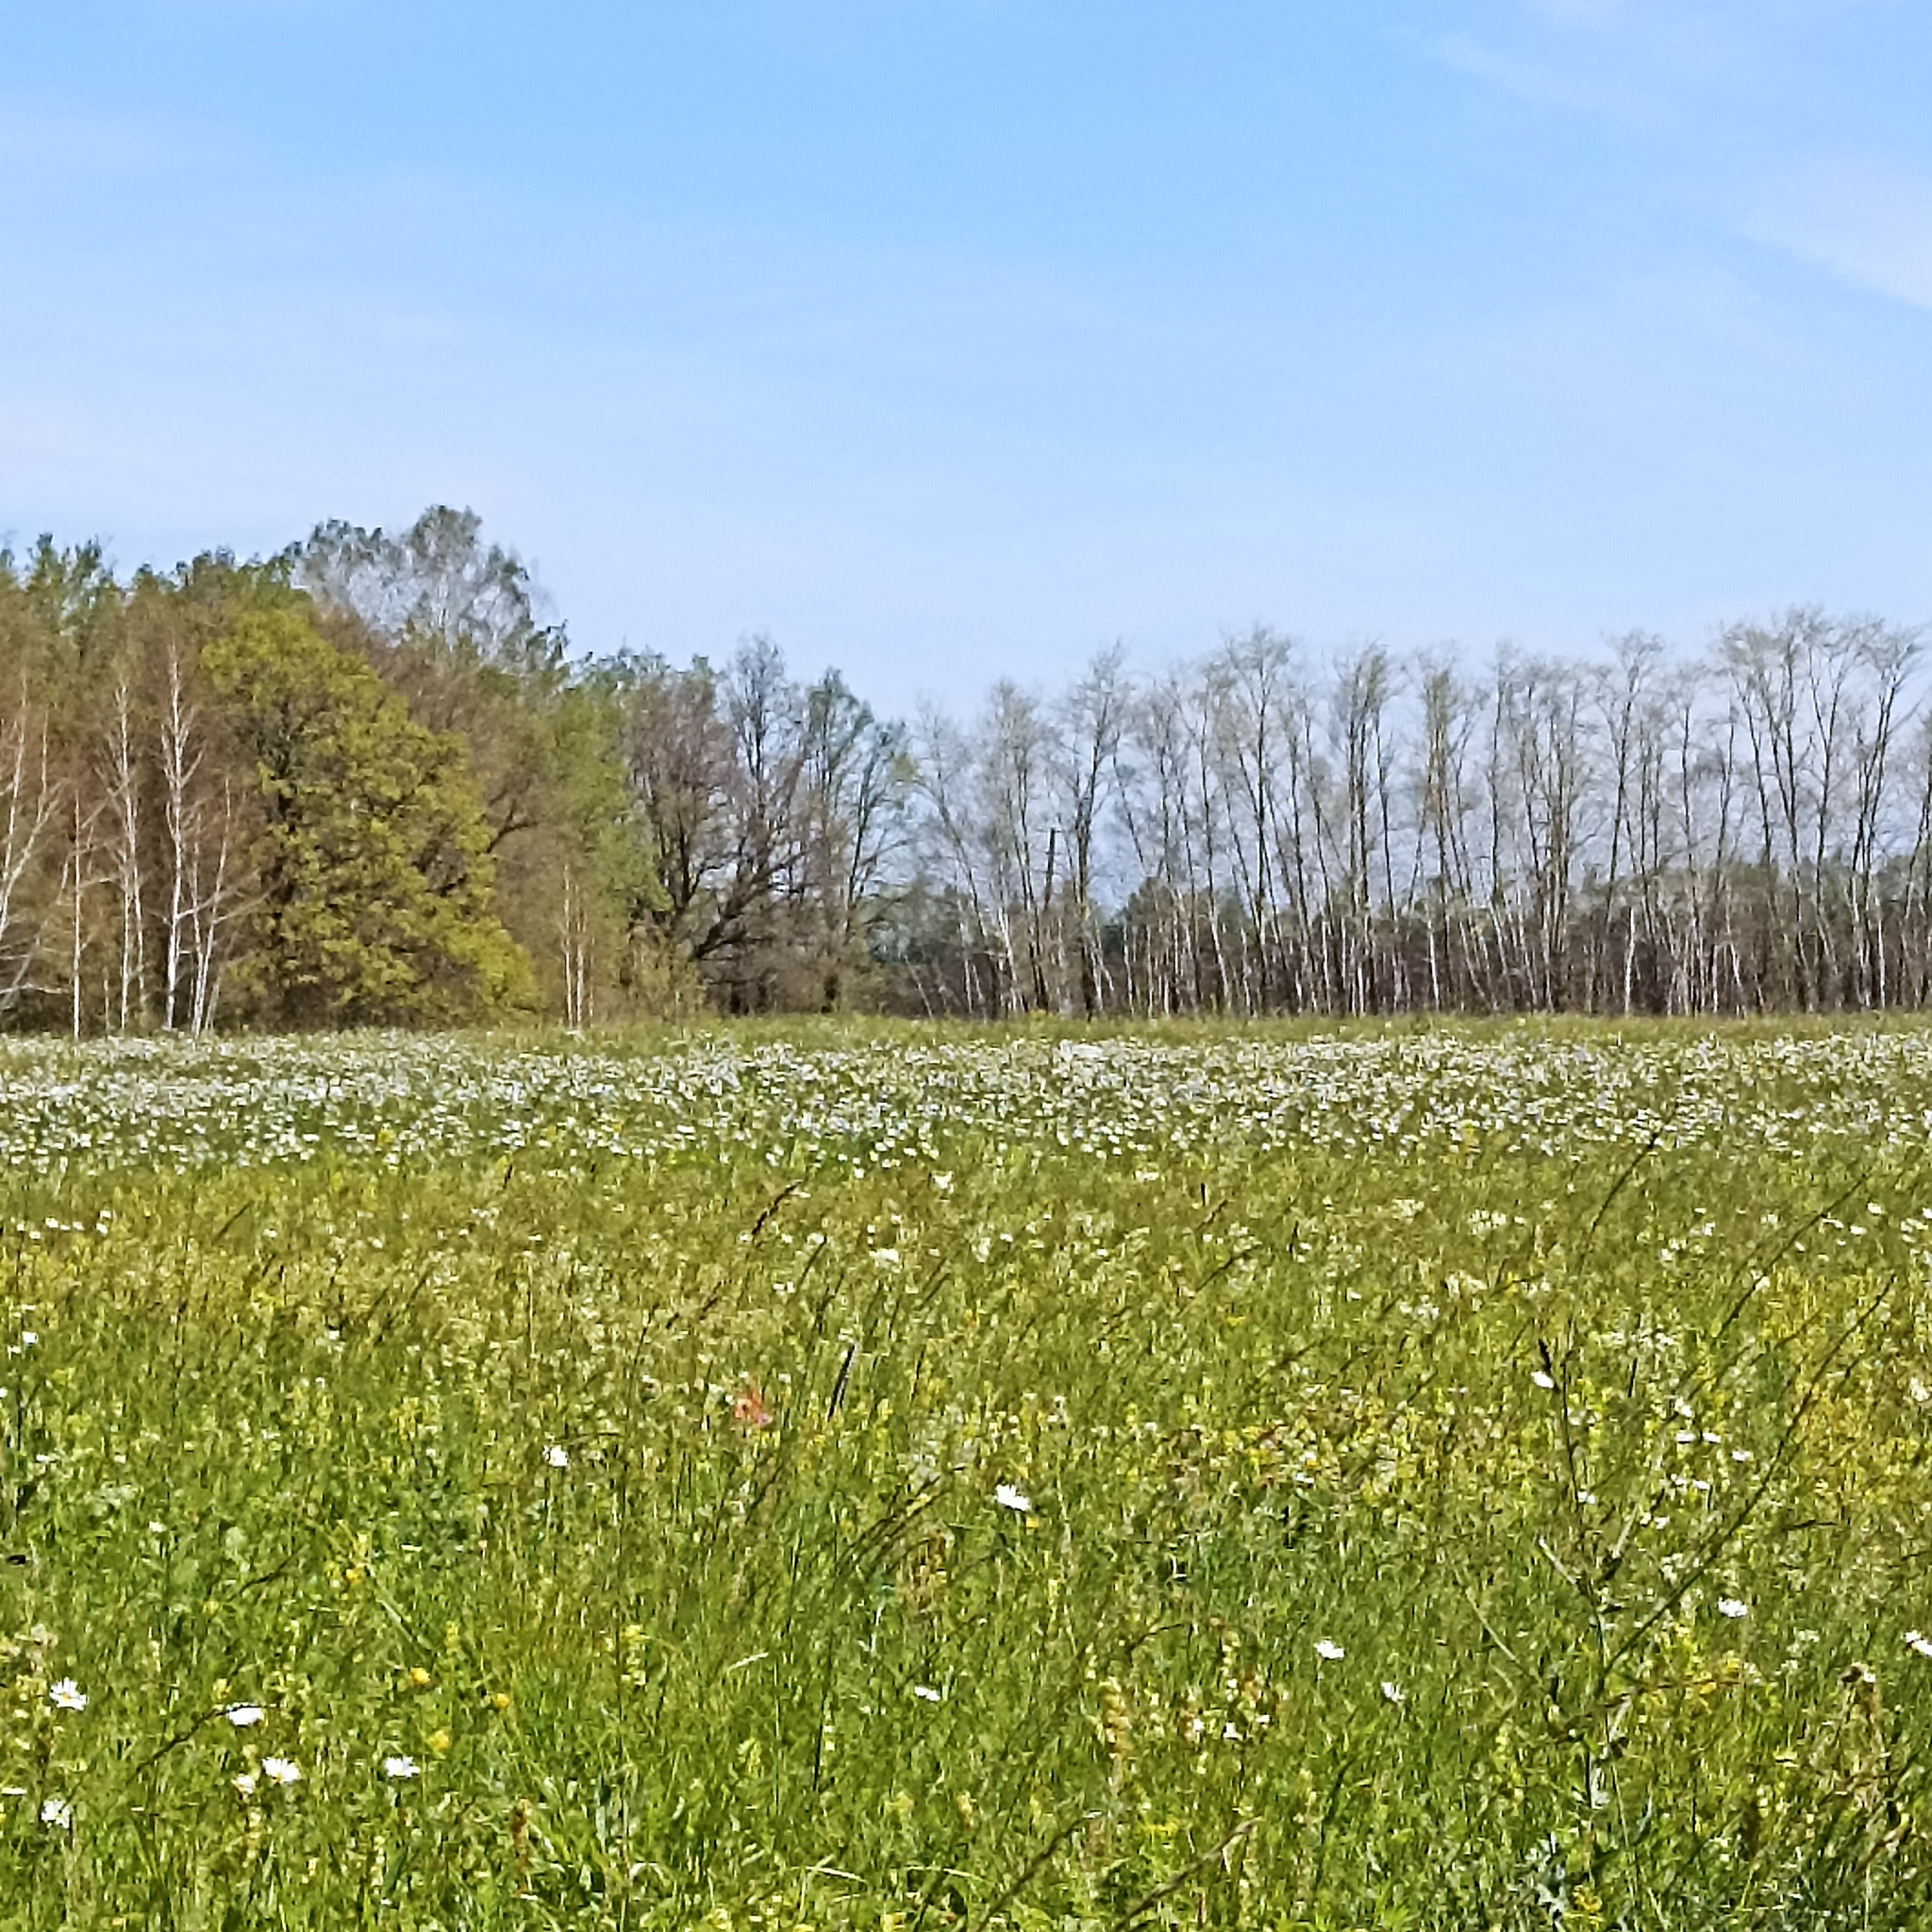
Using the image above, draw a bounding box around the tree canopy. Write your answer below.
[204,608,532,1026]
[7,504,1932,1032]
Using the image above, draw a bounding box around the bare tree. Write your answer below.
[0,681,58,1014]
[1058,648,1126,1018]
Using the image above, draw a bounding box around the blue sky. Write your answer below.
[4,1,1931,710]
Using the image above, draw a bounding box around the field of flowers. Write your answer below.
[4,1022,1932,1928]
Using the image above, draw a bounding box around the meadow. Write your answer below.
[2,1022,1931,1928]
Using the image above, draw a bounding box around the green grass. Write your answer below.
[2,1023,1931,1927]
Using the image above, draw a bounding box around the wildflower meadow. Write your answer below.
[3,1022,1932,1927]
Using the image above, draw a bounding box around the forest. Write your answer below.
[3,504,1930,1030]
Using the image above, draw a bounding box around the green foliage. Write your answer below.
[204,609,534,1025]
[17,500,1932,1034]
[297,512,671,1024]
[3,1024,1932,1924]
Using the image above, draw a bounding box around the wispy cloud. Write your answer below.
[1753,157,1932,314]
[1521,0,1627,25]
[1429,29,1629,114]
[0,103,218,178]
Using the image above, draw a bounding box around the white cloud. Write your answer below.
[0,102,223,178]
[1522,0,1626,25]
[1754,157,1932,314]
[1432,31,1602,108]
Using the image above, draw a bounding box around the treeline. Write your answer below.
[911,616,1932,1020]
[0,509,908,1032]
[4,505,1931,1032]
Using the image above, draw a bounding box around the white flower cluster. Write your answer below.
[6,1029,1932,1180]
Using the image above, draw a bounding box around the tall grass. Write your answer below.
[1,1024,1930,1926]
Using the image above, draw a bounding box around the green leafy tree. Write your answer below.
[295,508,662,1019]
[204,608,533,1026]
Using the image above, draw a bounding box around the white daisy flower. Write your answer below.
[383,1755,421,1780]
[1381,1680,1406,1703]
[993,1483,1032,1514]
[39,1796,72,1829]
[48,1679,86,1712]
[232,1771,258,1797]
[1314,1639,1345,1661]
[225,1704,264,1727]
[911,1685,942,1703]
[542,1444,570,1470]
[1530,1371,1556,1391]
[1717,1597,1749,1620]
[261,1757,301,1786]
